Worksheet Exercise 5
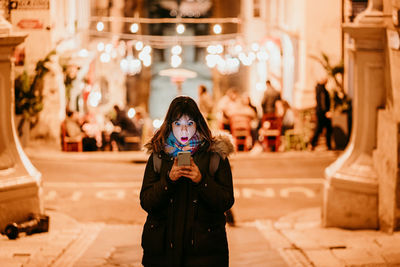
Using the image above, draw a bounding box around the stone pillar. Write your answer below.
[0,21,42,233]
[373,110,399,232]
[322,0,385,229]
[372,0,400,233]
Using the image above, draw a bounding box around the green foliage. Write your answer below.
[311,52,350,111]
[15,71,42,116]
[14,50,55,136]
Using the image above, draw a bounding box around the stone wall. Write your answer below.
[372,0,400,233]
[373,110,399,232]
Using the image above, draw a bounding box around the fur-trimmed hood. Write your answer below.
[144,131,234,159]
[209,131,235,159]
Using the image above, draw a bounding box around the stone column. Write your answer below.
[322,0,385,229]
[0,20,42,233]
[372,0,400,233]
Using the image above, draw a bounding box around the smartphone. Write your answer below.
[177,151,191,166]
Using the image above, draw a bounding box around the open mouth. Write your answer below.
[181,137,188,142]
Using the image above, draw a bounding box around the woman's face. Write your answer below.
[172,114,197,145]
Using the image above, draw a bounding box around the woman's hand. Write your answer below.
[185,158,202,184]
[169,158,202,184]
[169,159,183,181]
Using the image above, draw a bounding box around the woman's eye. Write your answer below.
[174,121,180,126]
[187,121,194,126]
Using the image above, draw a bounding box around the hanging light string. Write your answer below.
[90,15,240,48]
[89,15,273,76]
[89,31,239,48]
[90,16,240,24]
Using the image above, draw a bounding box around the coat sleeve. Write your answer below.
[196,156,234,212]
[140,154,175,213]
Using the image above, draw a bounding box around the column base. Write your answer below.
[323,155,379,229]
[0,174,42,234]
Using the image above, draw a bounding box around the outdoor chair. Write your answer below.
[229,115,252,151]
[60,122,83,152]
[259,114,282,152]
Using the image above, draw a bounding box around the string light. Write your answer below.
[135,41,143,51]
[130,23,139,33]
[207,45,217,54]
[127,107,136,118]
[216,44,224,54]
[91,17,276,77]
[105,43,113,53]
[234,44,242,53]
[171,55,182,68]
[213,24,222,34]
[100,52,111,63]
[251,42,260,51]
[97,42,105,52]
[142,45,152,54]
[88,91,102,107]
[96,22,104,32]
[120,54,142,75]
[257,50,269,61]
[153,119,163,129]
[171,45,182,55]
[176,24,185,34]
[143,55,152,67]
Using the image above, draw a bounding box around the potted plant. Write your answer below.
[14,51,54,143]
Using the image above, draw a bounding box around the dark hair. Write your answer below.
[148,96,212,153]
[199,84,207,94]
[113,105,120,112]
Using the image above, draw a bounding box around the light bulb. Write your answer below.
[213,24,222,34]
[97,42,105,52]
[130,23,139,33]
[171,45,182,55]
[127,108,136,118]
[142,45,152,54]
[96,22,104,32]
[171,55,182,68]
[176,24,185,34]
[251,42,260,52]
[135,41,143,51]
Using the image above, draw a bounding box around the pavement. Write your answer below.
[1,144,400,267]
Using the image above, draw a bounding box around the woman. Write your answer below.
[140,96,235,267]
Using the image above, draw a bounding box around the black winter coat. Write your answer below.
[140,139,234,267]
[315,83,330,118]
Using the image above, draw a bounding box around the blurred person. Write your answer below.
[110,105,140,151]
[64,110,84,140]
[227,93,258,149]
[197,84,213,121]
[310,77,332,150]
[215,88,238,132]
[81,112,102,151]
[133,106,155,145]
[140,96,234,267]
[261,80,281,116]
[242,93,259,148]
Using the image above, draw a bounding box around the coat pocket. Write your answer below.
[192,222,228,254]
[141,219,167,255]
